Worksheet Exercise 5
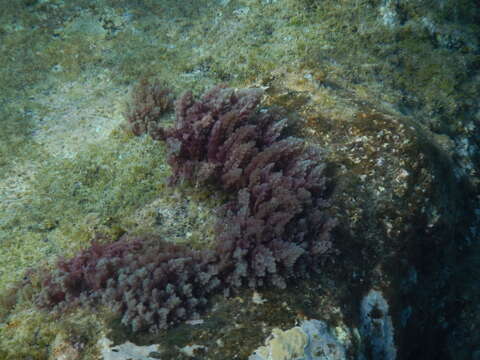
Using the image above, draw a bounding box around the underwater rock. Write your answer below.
[263,69,476,359]
[0,0,478,358]
[33,72,476,357]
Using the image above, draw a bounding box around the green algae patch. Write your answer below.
[0,104,39,171]
[0,131,199,294]
[2,0,476,140]
[0,302,106,360]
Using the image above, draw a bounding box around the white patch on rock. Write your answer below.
[252,291,267,304]
[98,337,160,360]
[360,289,396,360]
[249,320,347,360]
[379,0,400,27]
[179,344,207,357]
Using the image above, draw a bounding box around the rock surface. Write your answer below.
[0,0,478,359]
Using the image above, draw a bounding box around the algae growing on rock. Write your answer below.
[0,0,479,359]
